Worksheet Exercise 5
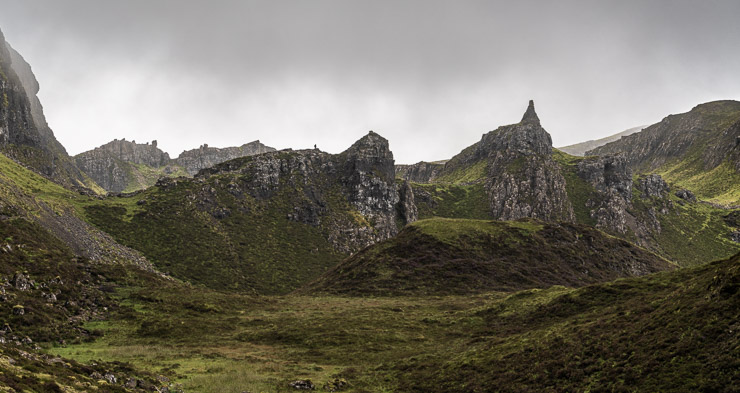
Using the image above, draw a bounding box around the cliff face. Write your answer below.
[0,30,93,189]
[588,101,740,205]
[589,101,740,172]
[436,101,575,222]
[175,141,275,176]
[75,139,277,192]
[395,161,445,183]
[88,131,415,293]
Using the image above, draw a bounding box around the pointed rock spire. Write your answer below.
[521,100,540,125]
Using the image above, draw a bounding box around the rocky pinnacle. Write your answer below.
[521,100,540,125]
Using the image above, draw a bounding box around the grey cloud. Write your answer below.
[1,0,739,163]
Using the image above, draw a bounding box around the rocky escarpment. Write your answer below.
[436,101,574,221]
[74,139,185,193]
[75,139,276,192]
[395,161,445,183]
[85,131,415,294]
[482,101,575,221]
[589,101,740,172]
[588,101,740,204]
[174,141,275,176]
[0,29,93,189]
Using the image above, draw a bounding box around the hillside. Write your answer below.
[303,218,674,296]
[75,139,275,193]
[557,125,645,156]
[589,100,740,205]
[0,29,100,191]
[83,132,416,294]
[394,251,740,392]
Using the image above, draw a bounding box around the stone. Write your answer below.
[675,188,696,202]
[395,161,445,183]
[12,273,30,291]
[124,378,138,389]
[103,373,117,384]
[520,100,541,125]
[638,174,669,198]
[12,305,24,315]
[288,380,315,390]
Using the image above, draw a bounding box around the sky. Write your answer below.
[1,1,739,164]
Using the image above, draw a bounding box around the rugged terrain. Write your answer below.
[0,30,100,191]
[0,25,738,393]
[303,218,673,296]
[83,131,415,294]
[589,100,740,205]
[75,139,275,193]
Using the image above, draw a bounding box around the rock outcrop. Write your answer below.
[395,161,445,183]
[589,101,740,172]
[75,139,277,192]
[174,141,275,176]
[576,154,633,234]
[473,101,574,221]
[0,29,93,189]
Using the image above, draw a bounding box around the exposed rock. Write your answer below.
[723,211,740,227]
[638,174,670,198]
[103,373,117,384]
[12,273,30,291]
[0,29,94,189]
[675,188,697,202]
[196,131,404,256]
[289,380,315,390]
[589,100,740,179]
[730,230,740,243]
[395,161,445,183]
[482,101,574,221]
[576,154,633,234]
[397,180,418,225]
[174,141,275,176]
[12,305,24,315]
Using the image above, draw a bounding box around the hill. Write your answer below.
[74,139,275,193]
[589,100,740,205]
[302,218,674,296]
[394,251,740,392]
[82,132,416,294]
[557,125,645,156]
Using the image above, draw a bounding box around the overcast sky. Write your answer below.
[1,1,739,163]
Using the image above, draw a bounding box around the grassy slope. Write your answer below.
[302,218,673,296]
[45,252,738,393]
[552,149,739,266]
[122,162,189,193]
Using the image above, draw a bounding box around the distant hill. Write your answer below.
[302,218,673,296]
[557,125,646,156]
[75,139,275,193]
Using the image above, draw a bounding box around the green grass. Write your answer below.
[41,251,739,392]
[658,159,740,206]
[552,149,598,226]
[411,182,491,220]
[434,159,487,184]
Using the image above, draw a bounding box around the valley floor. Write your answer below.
[44,252,740,393]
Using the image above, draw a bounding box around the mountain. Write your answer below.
[75,139,275,193]
[302,217,674,296]
[393,101,738,266]
[173,141,276,175]
[557,125,646,156]
[588,100,740,205]
[82,131,415,294]
[0,29,99,191]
